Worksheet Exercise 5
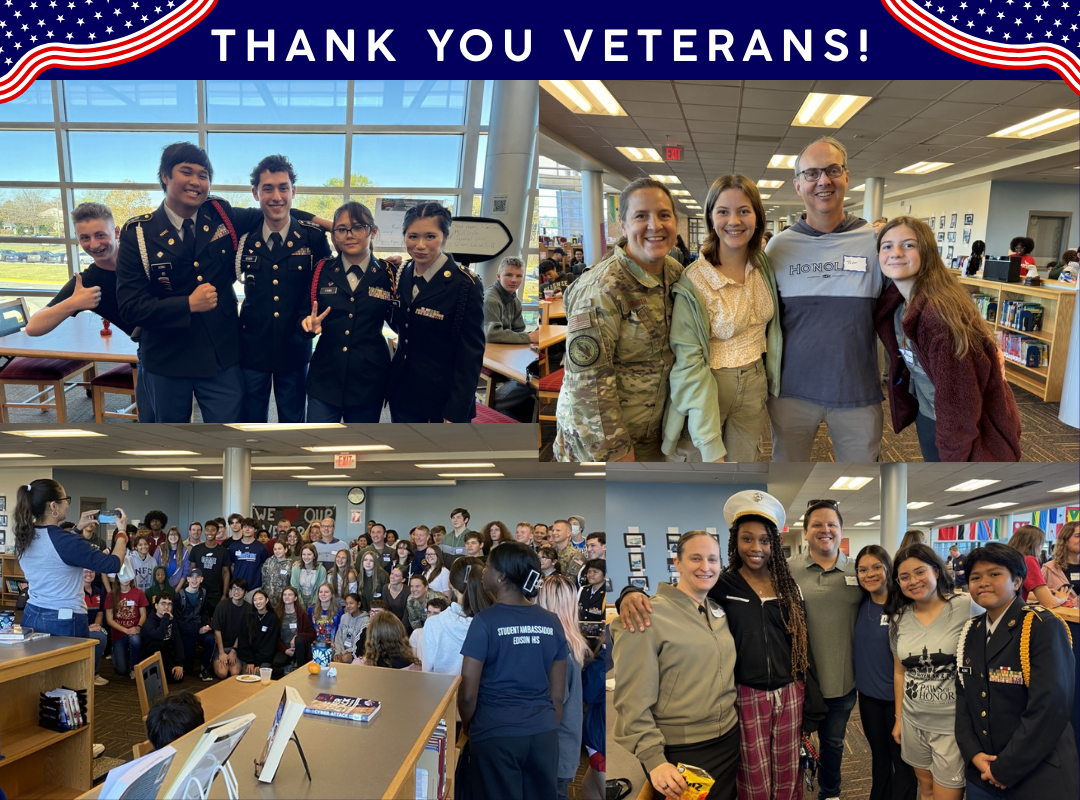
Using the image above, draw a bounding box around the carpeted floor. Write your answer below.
[541,381,1078,462]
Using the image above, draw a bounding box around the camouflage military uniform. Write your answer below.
[557,542,586,578]
[553,246,683,462]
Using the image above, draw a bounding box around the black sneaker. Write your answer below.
[200,669,214,682]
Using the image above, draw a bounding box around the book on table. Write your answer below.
[100,745,177,800]
[302,693,381,722]
[162,713,257,799]
[254,686,306,783]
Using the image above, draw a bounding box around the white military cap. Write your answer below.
[723,490,786,530]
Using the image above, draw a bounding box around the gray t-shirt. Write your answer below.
[890,595,975,733]
[787,550,863,698]
[894,303,937,420]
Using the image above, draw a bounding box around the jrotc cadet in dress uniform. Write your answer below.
[554,178,683,462]
[237,155,331,423]
[387,203,484,423]
[955,543,1078,800]
[117,143,318,423]
[302,202,397,423]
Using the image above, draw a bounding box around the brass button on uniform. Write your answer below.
[197,275,203,281]
[348,313,353,319]
[343,347,348,352]
[274,312,280,318]
[345,330,350,336]
[981,711,986,717]
[981,692,986,698]
[273,265,279,270]
[193,261,199,267]
[274,296,279,302]
[273,280,278,286]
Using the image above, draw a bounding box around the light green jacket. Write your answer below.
[661,252,782,461]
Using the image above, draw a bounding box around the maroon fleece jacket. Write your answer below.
[276,603,316,653]
[874,283,1021,462]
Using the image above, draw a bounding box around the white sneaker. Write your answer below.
[94,675,109,686]
[92,743,105,759]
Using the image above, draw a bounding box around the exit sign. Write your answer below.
[335,453,356,469]
[665,146,683,161]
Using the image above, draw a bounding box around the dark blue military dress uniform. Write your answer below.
[305,254,397,422]
[387,255,485,423]
[236,216,331,423]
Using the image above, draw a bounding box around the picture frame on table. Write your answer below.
[623,533,645,548]
[964,213,974,225]
[629,576,649,591]
[628,552,644,571]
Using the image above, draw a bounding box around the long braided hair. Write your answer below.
[726,514,809,680]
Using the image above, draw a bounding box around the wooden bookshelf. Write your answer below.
[1,554,26,609]
[0,637,96,798]
[955,274,1076,402]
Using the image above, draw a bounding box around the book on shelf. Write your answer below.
[998,331,1049,367]
[970,293,997,323]
[100,745,176,800]
[302,693,381,722]
[999,300,1044,332]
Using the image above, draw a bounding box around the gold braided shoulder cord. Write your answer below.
[1020,612,1034,687]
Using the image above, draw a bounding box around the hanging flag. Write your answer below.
[1036,509,1049,532]
[977,519,993,541]
[0,0,215,103]
[938,526,957,541]
[1068,507,1080,523]
[882,0,1080,92]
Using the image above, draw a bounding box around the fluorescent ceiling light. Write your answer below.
[1048,484,1080,493]
[295,474,352,479]
[768,154,798,169]
[910,521,934,526]
[415,463,496,469]
[906,501,933,510]
[829,476,874,491]
[4,429,106,438]
[853,522,875,526]
[851,184,865,191]
[252,466,312,471]
[979,502,1017,510]
[757,180,784,189]
[119,450,199,456]
[670,189,691,196]
[541,80,626,116]
[936,514,963,520]
[133,467,197,472]
[616,146,663,162]
[792,93,871,128]
[870,515,880,521]
[0,453,44,458]
[759,193,772,200]
[947,479,1000,492]
[575,472,606,477]
[302,445,393,453]
[895,162,953,175]
[193,476,223,480]
[648,175,681,184]
[991,109,1079,139]
[437,473,505,478]
[225,423,345,431]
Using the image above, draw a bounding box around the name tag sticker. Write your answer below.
[280,569,288,575]
[319,286,338,295]
[289,622,297,629]
[58,608,73,620]
[261,626,268,632]
[845,575,859,586]
[880,614,889,626]
[843,255,868,272]
[710,606,725,618]
[126,600,135,606]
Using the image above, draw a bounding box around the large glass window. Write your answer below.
[69,131,192,184]
[207,133,346,187]
[206,81,349,125]
[0,132,60,182]
[0,82,54,122]
[1,189,63,237]
[351,135,462,188]
[353,81,467,126]
[64,81,198,124]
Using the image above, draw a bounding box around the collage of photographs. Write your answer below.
[0,75,1078,800]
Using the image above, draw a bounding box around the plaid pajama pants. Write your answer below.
[735,681,805,800]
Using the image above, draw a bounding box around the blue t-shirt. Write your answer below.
[460,602,568,741]
[228,539,269,588]
[853,596,894,702]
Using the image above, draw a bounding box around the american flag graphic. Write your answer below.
[0,0,215,104]
[883,0,1080,93]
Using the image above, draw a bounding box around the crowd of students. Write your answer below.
[11,481,608,800]
[612,493,1078,800]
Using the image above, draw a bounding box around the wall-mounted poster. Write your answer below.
[629,576,649,591]
[947,245,955,259]
[628,552,644,571]
[939,216,946,229]
[930,216,936,229]
[950,213,957,229]
[947,231,956,243]
[964,214,974,225]
[963,228,971,244]
[624,533,645,548]
[938,232,945,242]
[0,495,6,511]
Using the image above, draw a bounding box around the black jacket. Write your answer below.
[306,254,396,409]
[955,600,1078,799]
[142,610,185,664]
[237,609,281,667]
[237,215,330,373]
[174,586,211,633]
[388,255,484,422]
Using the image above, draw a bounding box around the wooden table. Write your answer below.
[539,297,565,324]
[0,313,138,364]
[197,676,277,722]
[483,342,539,384]
[539,324,567,350]
[80,665,460,800]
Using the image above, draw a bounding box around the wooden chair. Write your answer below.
[132,740,155,759]
[90,363,138,421]
[537,367,563,448]
[0,297,97,423]
[134,651,169,720]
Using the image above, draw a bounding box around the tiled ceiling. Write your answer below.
[606,463,1079,529]
[0,424,589,483]
[540,80,1079,217]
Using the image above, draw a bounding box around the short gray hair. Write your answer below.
[794,136,849,177]
[498,256,525,271]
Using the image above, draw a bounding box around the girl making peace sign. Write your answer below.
[303,201,397,422]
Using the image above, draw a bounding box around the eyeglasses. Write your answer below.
[796,164,846,182]
[333,224,372,237]
[896,566,932,585]
[806,499,840,510]
[855,563,886,576]
[58,496,72,503]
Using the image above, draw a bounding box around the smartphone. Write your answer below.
[97,510,121,524]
